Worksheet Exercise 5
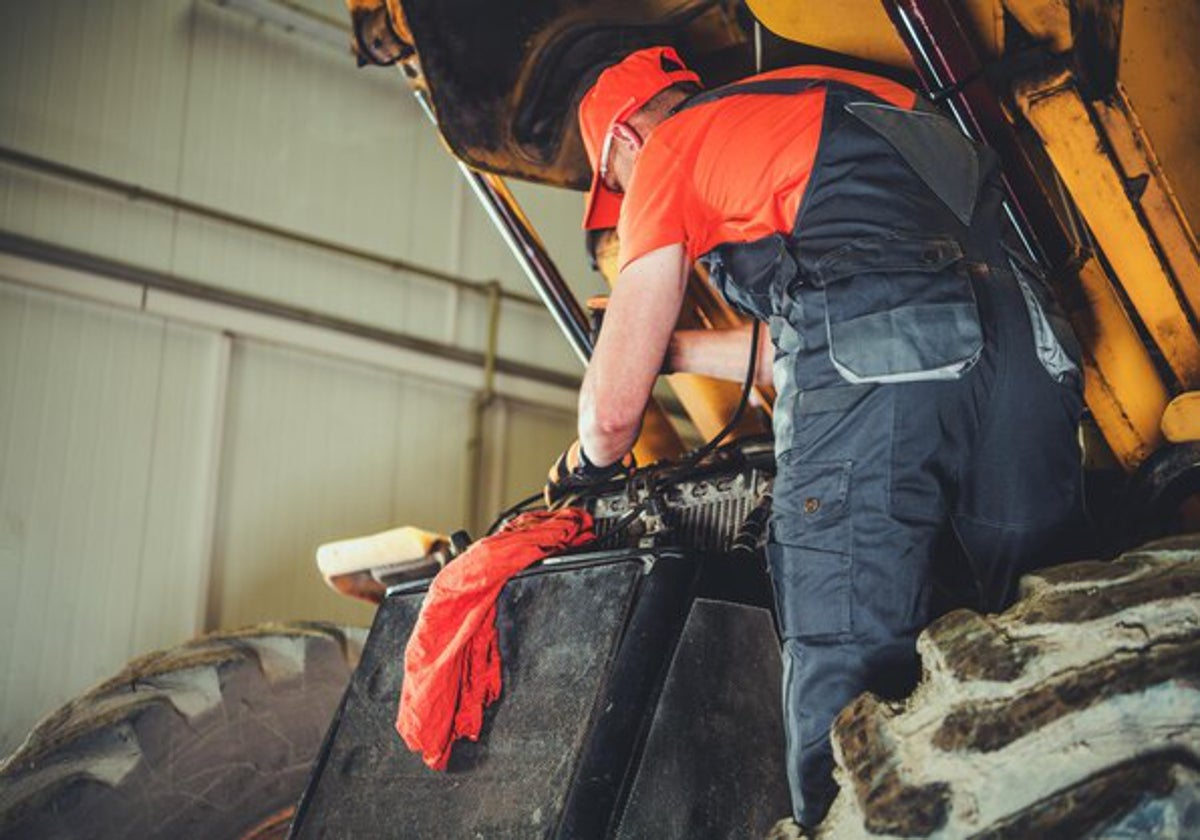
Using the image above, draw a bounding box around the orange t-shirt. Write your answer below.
[616,66,917,271]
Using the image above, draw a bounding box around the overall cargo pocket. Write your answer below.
[703,232,798,321]
[1005,247,1082,384]
[814,234,983,384]
[769,458,853,640]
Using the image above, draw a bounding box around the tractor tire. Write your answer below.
[818,536,1200,839]
[0,622,365,840]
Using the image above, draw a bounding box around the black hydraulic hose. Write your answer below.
[731,488,773,560]
[682,318,763,467]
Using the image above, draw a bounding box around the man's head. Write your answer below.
[578,46,701,230]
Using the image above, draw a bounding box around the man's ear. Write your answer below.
[611,121,644,153]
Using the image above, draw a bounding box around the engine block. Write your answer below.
[588,439,775,554]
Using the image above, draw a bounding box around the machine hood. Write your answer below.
[351,0,755,190]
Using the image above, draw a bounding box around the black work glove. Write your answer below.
[544,441,634,507]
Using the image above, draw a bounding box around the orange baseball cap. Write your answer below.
[578,46,700,231]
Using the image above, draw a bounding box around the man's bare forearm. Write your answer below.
[579,244,690,465]
[667,324,773,386]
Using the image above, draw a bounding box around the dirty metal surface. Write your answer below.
[290,557,648,839]
[291,547,788,839]
[613,598,789,840]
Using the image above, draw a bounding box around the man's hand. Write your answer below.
[544,440,634,507]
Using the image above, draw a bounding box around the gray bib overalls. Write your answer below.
[681,77,1085,826]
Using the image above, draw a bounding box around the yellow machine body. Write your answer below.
[749,0,1200,474]
[348,0,1200,477]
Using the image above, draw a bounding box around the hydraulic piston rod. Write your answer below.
[413,90,594,365]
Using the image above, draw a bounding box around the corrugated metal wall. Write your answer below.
[0,0,596,754]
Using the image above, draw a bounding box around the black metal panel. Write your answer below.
[614,599,790,839]
[292,553,704,839]
[290,549,788,839]
[554,553,698,838]
[291,556,648,839]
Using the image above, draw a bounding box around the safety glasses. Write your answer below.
[596,95,638,194]
[598,128,620,193]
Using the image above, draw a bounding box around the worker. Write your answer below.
[545,46,1085,833]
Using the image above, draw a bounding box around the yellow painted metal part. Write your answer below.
[997,0,1200,472]
[747,0,1199,474]
[1070,257,1169,470]
[741,0,1200,247]
[1092,88,1200,327]
[1162,392,1200,444]
[592,231,772,446]
[747,0,1003,67]
[632,401,688,465]
[1119,0,1200,234]
[350,0,1200,479]
[1015,68,1200,391]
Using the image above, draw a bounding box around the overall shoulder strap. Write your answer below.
[670,77,826,115]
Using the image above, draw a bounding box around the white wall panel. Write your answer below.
[210,338,474,631]
[0,0,599,376]
[0,0,603,756]
[0,280,222,756]
[0,2,190,190]
[0,261,576,756]
[489,399,578,516]
[169,213,466,351]
[455,285,579,377]
[177,3,427,259]
[0,165,182,272]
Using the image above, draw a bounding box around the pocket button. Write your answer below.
[804,497,821,514]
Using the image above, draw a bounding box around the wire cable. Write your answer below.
[680,318,762,468]
[485,490,545,536]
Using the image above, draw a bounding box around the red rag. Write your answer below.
[395,508,594,770]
